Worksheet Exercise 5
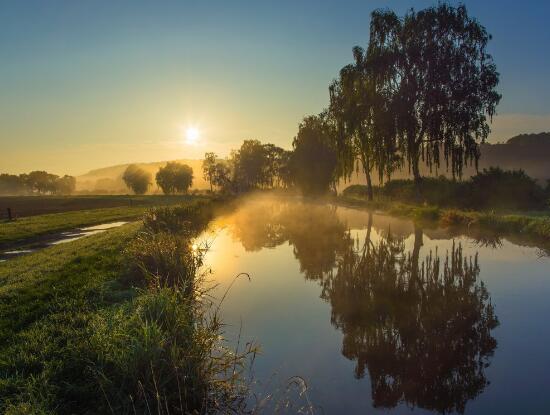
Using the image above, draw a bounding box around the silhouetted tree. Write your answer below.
[27,170,59,194]
[155,162,193,194]
[54,175,76,195]
[263,144,291,188]
[290,113,338,196]
[230,140,269,190]
[0,174,27,195]
[368,4,501,193]
[122,164,151,195]
[329,47,397,200]
[211,161,231,190]
[202,152,217,192]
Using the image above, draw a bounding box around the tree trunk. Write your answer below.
[412,156,422,202]
[365,171,373,201]
[361,154,374,201]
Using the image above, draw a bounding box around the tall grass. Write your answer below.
[91,202,256,414]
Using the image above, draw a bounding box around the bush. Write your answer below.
[467,167,546,210]
[383,176,466,207]
[125,231,201,292]
[345,169,547,211]
[142,201,213,235]
[342,184,381,198]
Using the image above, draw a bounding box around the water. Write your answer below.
[0,221,128,261]
[199,196,550,414]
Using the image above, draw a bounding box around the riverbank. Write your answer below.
[0,198,251,414]
[337,195,550,247]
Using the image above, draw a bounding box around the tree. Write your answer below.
[155,162,193,194]
[27,170,58,194]
[0,174,27,195]
[290,113,338,196]
[122,164,151,195]
[369,4,501,194]
[329,46,397,201]
[231,140,269,190]
[202,152,217,192]
[54,175,76,195]
[263,143,291,188]
[211,161,231,190]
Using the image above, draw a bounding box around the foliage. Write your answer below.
[122,164,152,195]
[290,114,338,196]
[202,153,233,192]
[222,140,290,193]
[202,152,217,191]
[155,162,193,194]
[0,171,76,195]
[344,169,548,211]
[368,4,501,185]
[329,46,397,200]
[468,167,546,210]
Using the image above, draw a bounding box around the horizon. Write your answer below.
[2,0,550,175]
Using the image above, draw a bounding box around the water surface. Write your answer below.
[0,221,128,261]
[200,196,550,414]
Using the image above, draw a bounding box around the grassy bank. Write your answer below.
[338,195,550,244]
[0,199,251,414]
[0,195,210,248]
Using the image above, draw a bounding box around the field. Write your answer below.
[0,197,249,413]
[0,195,210,248]
[0,194,205,218]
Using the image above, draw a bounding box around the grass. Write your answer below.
[0,194,205,218]
[0,198,252,414]
[0,195,210,248]
[0,222,141,413]
[338,194,550,245]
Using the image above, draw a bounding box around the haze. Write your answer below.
[1,0,550,175]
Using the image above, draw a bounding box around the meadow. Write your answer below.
[0,194,209,248]
[0,197,251,414]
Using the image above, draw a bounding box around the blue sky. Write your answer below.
[1,0,549,174]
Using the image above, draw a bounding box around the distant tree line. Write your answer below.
[0,171,76,195]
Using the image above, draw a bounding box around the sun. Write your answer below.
[185,126,200,144]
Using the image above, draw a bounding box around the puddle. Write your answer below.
[0,221,128,261]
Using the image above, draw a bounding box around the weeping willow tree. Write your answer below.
[368,4,501,192]
[329,46,397,201]
[322,226,499,413]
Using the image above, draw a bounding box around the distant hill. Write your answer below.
[76,159,208,194]
[474,132,550,181]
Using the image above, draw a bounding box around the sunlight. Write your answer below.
[185,126,200,145]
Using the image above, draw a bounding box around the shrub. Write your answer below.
[142,201,213,236]
[125,231,201,293]
[467,167,546,210]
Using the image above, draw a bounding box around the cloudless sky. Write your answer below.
[1,0,549,174]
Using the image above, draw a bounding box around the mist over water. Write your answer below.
[198,195,550,414]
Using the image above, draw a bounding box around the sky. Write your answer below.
[1,0,549,175]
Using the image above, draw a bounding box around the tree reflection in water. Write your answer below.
[228,200,499,413]
[325,219,498,413]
